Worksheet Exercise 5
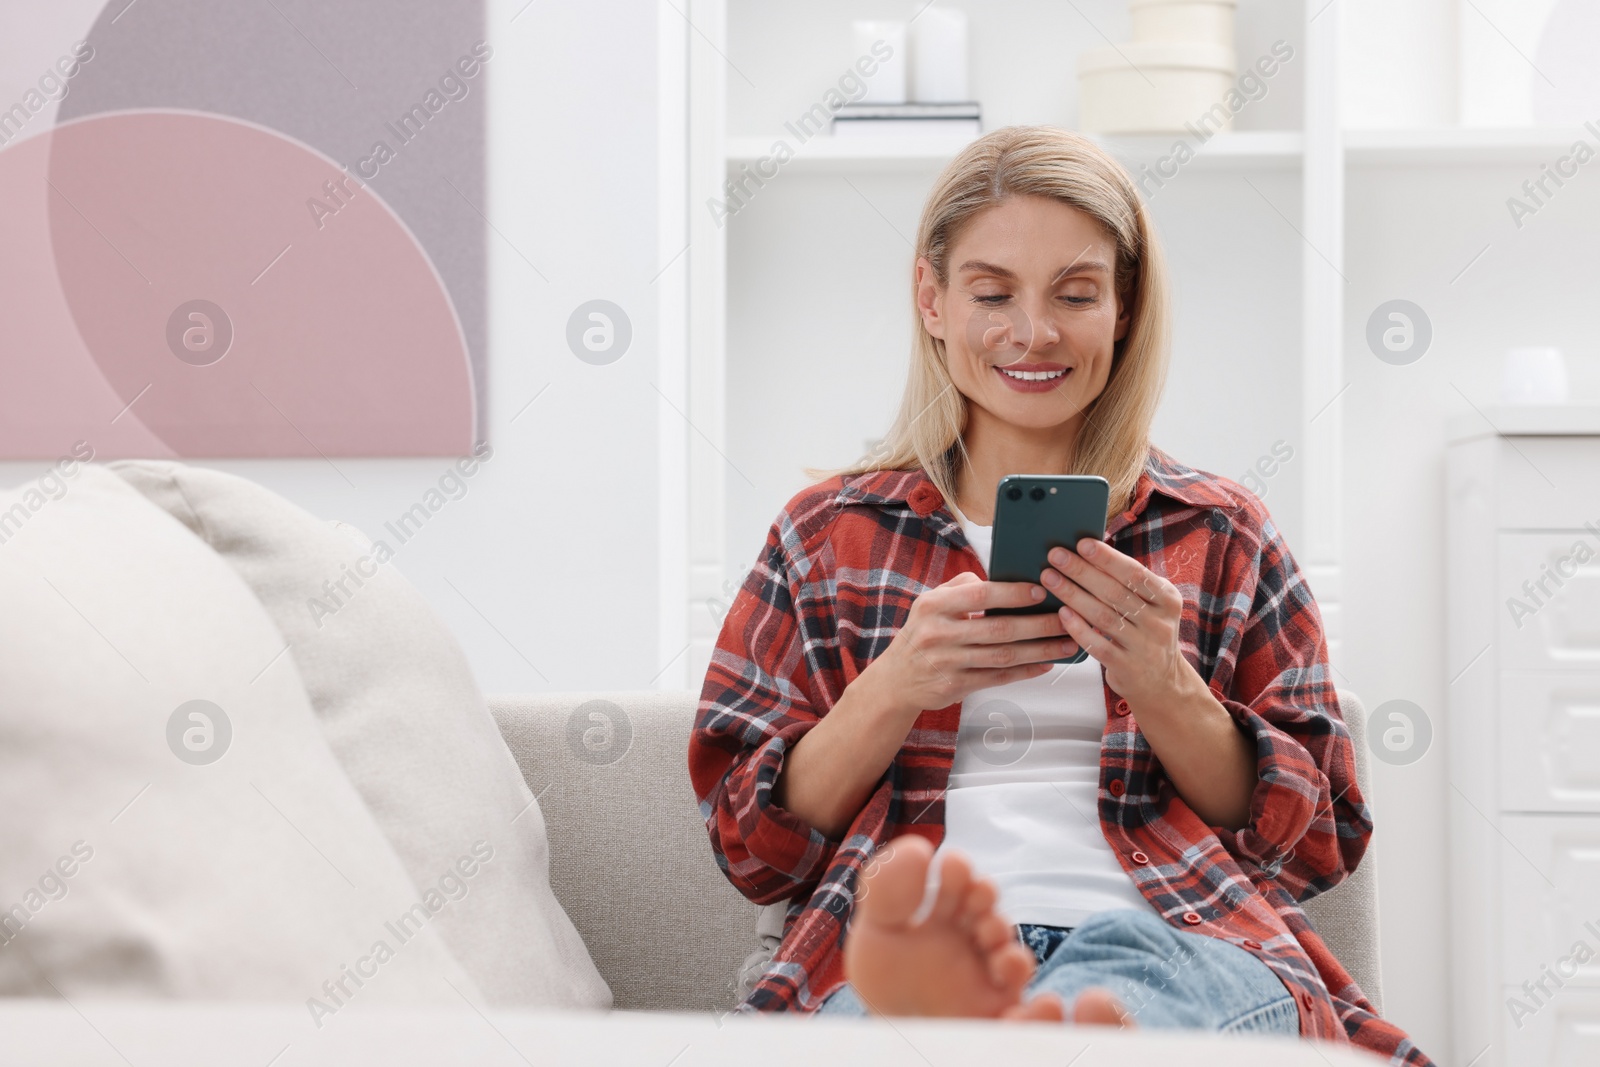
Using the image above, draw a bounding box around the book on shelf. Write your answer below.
[830,101,982,137]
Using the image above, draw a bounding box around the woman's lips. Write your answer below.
[993,361,1071,393]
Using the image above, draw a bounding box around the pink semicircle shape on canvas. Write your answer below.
[22,108,474,459]
[0,123,170,459]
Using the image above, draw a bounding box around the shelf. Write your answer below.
[1448,404,1600,443]
[1346,126,1600,167]
[726,126,1600,175]
[724,132,979,173]
[724,129,1304,175]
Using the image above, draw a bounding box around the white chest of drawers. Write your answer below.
[1447,407,1600,1067]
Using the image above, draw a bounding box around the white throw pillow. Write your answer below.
[0,464,482,1017]
[110,460,611,1010]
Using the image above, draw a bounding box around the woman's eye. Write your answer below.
[1062,295,1097,305]
[973,294,1009,305]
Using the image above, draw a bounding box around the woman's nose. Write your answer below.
[1025,302,1061,348]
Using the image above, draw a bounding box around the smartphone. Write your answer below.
[984,474,1110,665]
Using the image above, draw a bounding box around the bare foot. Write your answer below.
[843,834,1058,1019]
[1072,987,1133,1027]
[999,987,1133,1025]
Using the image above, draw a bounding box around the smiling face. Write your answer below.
[916,194,1130,441]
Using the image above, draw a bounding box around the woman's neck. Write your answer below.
[952,410,1079,524]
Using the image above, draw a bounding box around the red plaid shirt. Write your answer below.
[690,445,1432,1065]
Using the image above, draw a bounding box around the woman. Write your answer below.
[689,125,1430,1064]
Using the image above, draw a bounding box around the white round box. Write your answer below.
[1077,41,1236,134]
[1129,0,1237,48]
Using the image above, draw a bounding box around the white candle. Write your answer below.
[852,20,908,104]
[912,6,969,103]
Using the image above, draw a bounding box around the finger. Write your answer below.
[953,662,1056,687]
[966,661,1059,688]
[1073,539,1166,605]
[969,636,1080,669]
[1050,575,1135,639]
[1044,545,1152,621]
[960,609,1070,645]
[1058,604,1123,658]
[940,579,1049,616]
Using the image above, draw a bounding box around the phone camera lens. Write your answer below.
[1029,487,1046,501]
[1006,486,1022,501]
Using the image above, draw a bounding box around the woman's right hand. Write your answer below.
[865,571,1080,718]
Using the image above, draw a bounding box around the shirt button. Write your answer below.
[1108,779,1126,797]
[1130,851,1149,865]
[907,483,943,517]
[1114,699,1131,716]
[1182,911,1202,925]
[1243,939,1262,950]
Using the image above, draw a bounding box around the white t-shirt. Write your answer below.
[933,503,1154,927]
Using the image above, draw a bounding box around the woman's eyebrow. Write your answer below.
[957,259,1111,281]
[1052,260,1110,281]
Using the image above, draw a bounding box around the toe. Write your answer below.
[970,913,1014,953]
[959,875,998,926]
[1073,987,1133,1028]
[858,835,935,929]
[1002,992,1067,1023]
[929,850,974,922]
[986,942,1036,993]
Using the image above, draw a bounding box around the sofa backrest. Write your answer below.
[491,689,1383,1015]
[492,691,758,1012]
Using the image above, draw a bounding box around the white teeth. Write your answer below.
[999,366,1067,381]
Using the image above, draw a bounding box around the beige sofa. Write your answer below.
[0,461,1391,1065]
[490,688,1385,1017]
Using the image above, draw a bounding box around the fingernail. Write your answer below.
[1030,585,1045,601]
[1079,539,1097,556]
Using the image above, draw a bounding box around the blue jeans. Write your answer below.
[816,908,1300,1034]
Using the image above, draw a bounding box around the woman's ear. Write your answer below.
[1113,288,1132,343]
[914,256,947,340]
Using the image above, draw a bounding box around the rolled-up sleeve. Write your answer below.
[688,516,840,905]
[1210,513,1372,901]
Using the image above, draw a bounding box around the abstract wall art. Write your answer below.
[0,0,488,458]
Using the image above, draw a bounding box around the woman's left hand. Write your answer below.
[1042,537,1257,830]
[1039,538,1199,710]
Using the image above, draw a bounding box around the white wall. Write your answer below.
[0,0,672,695]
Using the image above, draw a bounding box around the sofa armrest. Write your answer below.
[1299,690,1383,1015]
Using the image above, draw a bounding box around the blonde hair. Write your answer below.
[809,124,1171,520]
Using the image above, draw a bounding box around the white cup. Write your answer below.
[1129,0,1237,48]
[1500,346,1569,405]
